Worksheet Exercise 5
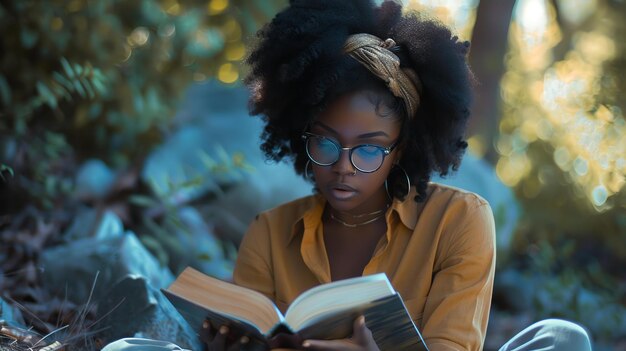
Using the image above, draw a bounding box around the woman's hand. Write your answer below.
[200,319,251,351]
[300,316,380,351]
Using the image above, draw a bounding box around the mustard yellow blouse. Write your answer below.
[233,182,496,351]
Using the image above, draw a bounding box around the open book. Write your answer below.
[162,267,428,351]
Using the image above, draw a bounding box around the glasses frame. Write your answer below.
[301,132,398,173]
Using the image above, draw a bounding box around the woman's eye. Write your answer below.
[317,138,336,149]
[356,146,380,158]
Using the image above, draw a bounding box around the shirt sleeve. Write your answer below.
[233,213,275,301]
[421,197,496,351]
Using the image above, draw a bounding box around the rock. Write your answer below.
[63,208,124,242]
[75,159,116,201]
[97,275,202,351]
[142,126,235,206]
[0,297,26,328]
[166,206,233,280]
[153,81,312,244]
[41,232,174,304]
[202,160,313,246]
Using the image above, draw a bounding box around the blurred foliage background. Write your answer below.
[0,0,625,350]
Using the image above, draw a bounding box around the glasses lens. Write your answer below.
[352,145,384,172]
[307,136,339,165]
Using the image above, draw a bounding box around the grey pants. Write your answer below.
[102,319,592,351]
[498,319,592,351]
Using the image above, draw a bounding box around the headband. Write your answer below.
[343,33,422,118]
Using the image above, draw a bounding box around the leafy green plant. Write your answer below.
[130,146,253,274]
[0,1,286,348]
[0,0,286,167]
[525,239,626,342]
[0,0,286,214]
[33,58,108,112]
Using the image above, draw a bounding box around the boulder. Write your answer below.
[97,275,201,351]
[41,231,174,304]
[62,208,124,242]
[166,206,233,280]
[75,159,116,201]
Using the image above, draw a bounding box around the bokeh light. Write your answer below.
[405,0,478,40]
[497,0,625,212]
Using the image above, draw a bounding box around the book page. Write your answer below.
[166,267,283,335]
[284,273,394,330]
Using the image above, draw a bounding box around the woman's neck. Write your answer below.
[326,187,390,224]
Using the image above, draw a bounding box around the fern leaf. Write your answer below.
[73,77,87,98]
[92,76,107,95]
[73,62,83,76]
[36,81,58,108]
[198,149,217,169]
[52,71,74,93]
[60,57,75,79]
[215,144,231,164]
[80,76,96,99]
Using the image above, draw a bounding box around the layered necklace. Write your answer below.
[329,204,389,228]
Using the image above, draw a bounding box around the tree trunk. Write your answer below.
[468,0,517,163]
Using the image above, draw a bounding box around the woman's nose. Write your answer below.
[332,149,356,175]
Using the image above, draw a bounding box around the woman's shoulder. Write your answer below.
[421,182,496,247]
[425,182,490,209]
[408,182,493,226]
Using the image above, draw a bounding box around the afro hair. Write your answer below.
[245,0,474,202]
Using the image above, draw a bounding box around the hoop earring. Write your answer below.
[304,160,314,180]
[384,178,391,200]
[385,164,411,200]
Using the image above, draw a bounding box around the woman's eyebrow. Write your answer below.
[313,121,338,136]
[314,121,390,139]
[357,131,389,139]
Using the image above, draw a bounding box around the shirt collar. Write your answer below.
[389,186,424,230]
[288,186,426,244]
[288,194,325,245]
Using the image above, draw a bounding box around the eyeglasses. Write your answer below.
[302,132,398,173]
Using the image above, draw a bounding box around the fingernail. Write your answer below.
[219,326,229,334]
[202,321,210,329]
[240,336,249,344]
[360,316,366,325]
[302,341,311,347]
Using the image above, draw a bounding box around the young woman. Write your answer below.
[104,0,592,350]
[203,1,591,350]
[227,0,493,347]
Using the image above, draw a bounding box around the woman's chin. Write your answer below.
[323,192,360,212]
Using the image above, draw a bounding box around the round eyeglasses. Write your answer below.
[302,132,398,173]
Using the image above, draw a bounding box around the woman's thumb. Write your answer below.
[352,315,370,342]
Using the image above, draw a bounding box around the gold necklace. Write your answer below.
[340,207,387,218]
[329,212,385,228]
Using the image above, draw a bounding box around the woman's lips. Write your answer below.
[329,184,357,200]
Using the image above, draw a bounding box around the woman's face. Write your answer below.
[308,90,402,214]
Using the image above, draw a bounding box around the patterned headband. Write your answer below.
[343,33,422,118]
